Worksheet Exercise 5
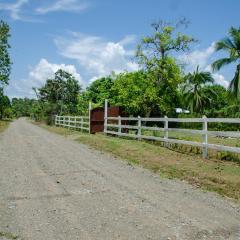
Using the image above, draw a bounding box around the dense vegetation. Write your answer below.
[0,20,11,120]
[1,19,240,125]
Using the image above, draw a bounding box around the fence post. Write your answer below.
[202,115,208,158]
[104,99,108,134]
[118,116,121,135]
[137,116,142,140]
[89,101,92,134]
[55,115,57,126]
[74,116,77,130]
[164,116,169,147]
[81,117,83,132]
[68,116,71,129]
[63,116,65,127]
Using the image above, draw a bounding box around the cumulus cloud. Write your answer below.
[54,33,139,81]
[179,42,229,88]
[29,58,81,84]
[180,42,215,71]
[0,0,28,20]
[36,0,89,14]
[212,73,229,88]
[6,59,81,98]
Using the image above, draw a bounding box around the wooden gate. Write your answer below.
[90,106,125,134]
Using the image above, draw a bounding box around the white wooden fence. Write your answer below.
[53,100,240,158]
[55,115,90,132]
[55,102,92,133]
[103,100,240,158]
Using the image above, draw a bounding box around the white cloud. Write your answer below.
[212,73,229,88]
[179,42,229,88]
[0,0,88,21]
[54,33,139,82]
[205,65,229,88]
[29,58,81,84]
[6,59,81,98]
[0,0,28,20]
[36,0,89,14]
[180,42,215,71]
[118,35,137,46]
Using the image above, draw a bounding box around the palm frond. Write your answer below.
[229,27,240,51]
[212,57,237,71]
[215,37,236,52]
[199,71,214,84]
[229,65,240,98]
[183,66,214,113]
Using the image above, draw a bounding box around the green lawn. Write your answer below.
[39,123,240,203]
[141,129,240,147]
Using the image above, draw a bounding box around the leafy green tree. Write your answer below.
[36,69,81,123]
[212,27,240,98]
[183,66,214,113]
[202,85,229,116]
[77,92,90,115]
[86,76,115,106]
[11,98,37,118]
[136,18,195,85]
[153,57,183,116]
[111,71,159,116]
[30,100,45,120]
[0,20,11,87]
[218,102,240,118]
[3,107,13,119]
[134,19,195,116]
[38,69,81,111]
[0,88,10,119]
[85,69,182,117]
[62,71,81,114]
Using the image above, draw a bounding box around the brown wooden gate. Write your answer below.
[90,106,126,134]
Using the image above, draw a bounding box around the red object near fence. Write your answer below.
[90,106,126,134]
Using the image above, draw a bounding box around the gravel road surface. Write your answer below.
[0,118,239,240]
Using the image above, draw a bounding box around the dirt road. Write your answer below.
[0,119,239,240]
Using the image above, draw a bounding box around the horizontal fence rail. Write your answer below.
[55,115,90,132]
[53,100,240,158]
[104,114,240,158]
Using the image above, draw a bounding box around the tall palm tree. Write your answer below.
[183,66,214,113]
[212,27,240,98]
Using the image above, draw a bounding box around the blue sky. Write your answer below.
[0,0,239,98]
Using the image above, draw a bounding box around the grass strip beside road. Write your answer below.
[38,123,240,203]
[0,120,10,134]
[0,231,19,240]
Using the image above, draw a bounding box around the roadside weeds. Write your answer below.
[0,231,20,240]
[0,120,10,134]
